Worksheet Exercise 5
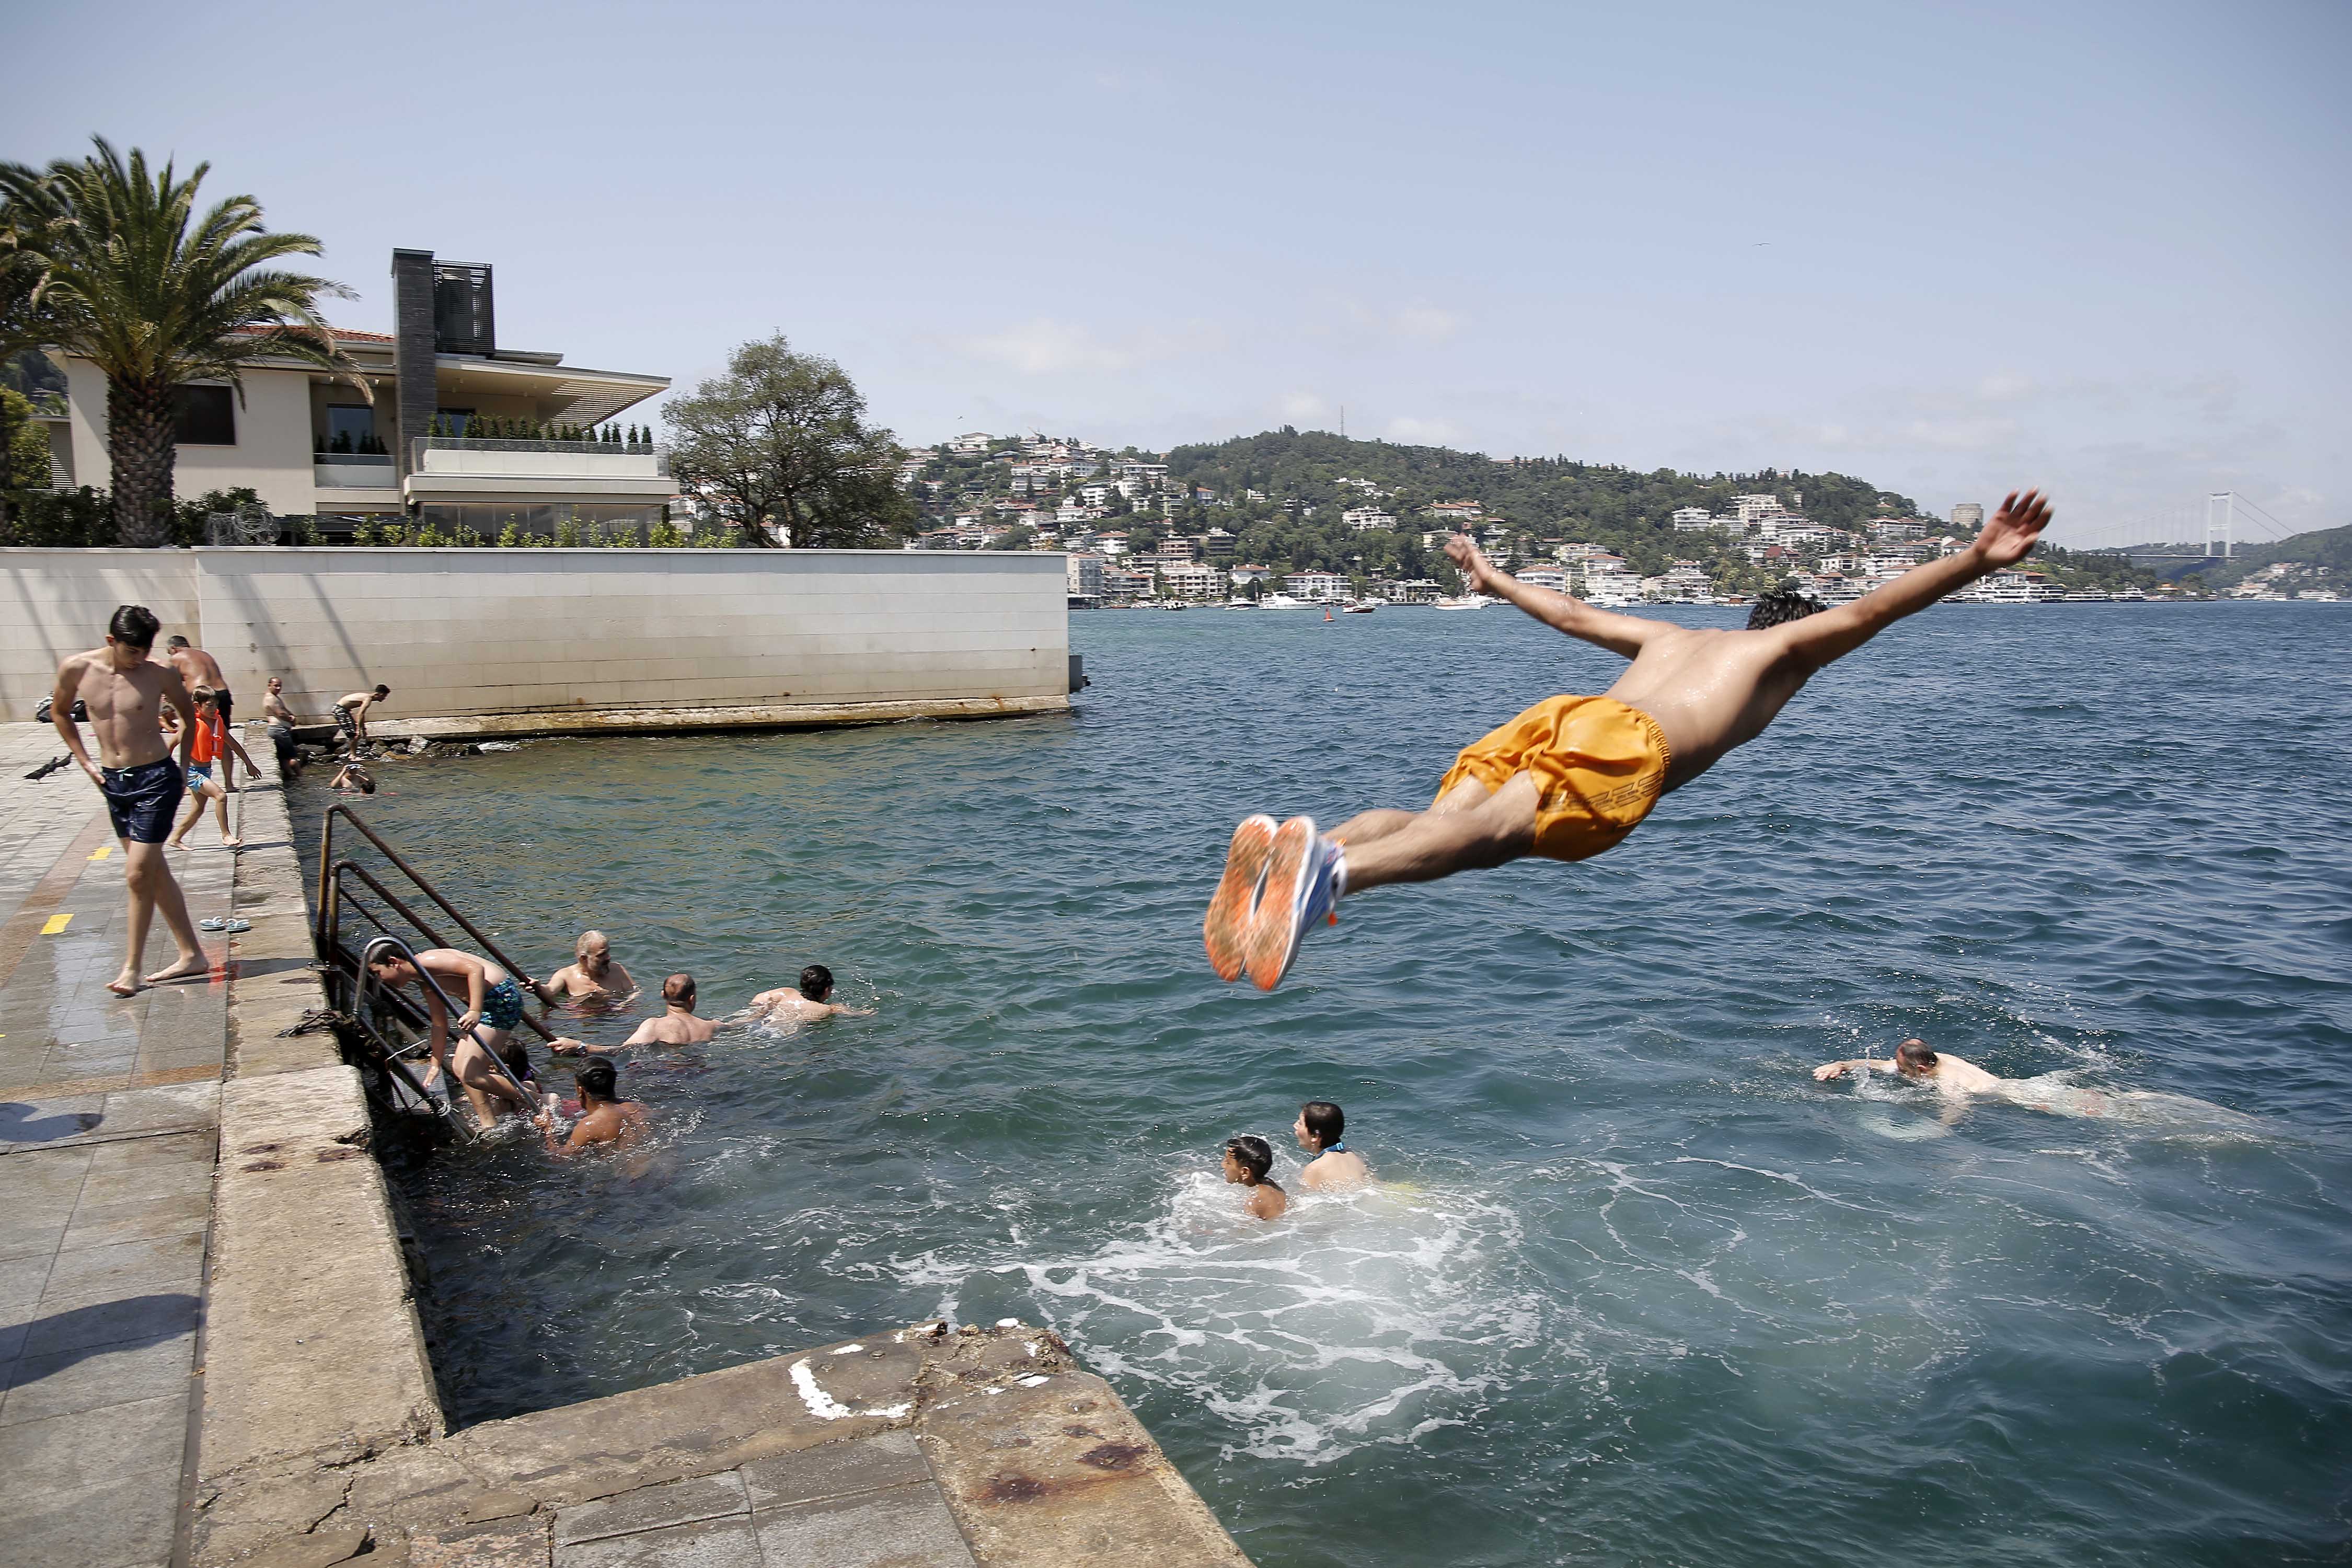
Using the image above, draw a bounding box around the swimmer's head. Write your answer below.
[268,676,282,693]
[1295,1100,1344,1152]
[372,683,390,699]
[575,930,613,971]
[1895,1038,1939,1077]
[364,953,416,987]
[1222,1135,1274,1186]
[662,972,696,1008]
[798,964,833,1002]
[166,635,191,650]
[575,1059,619,1103]
[1747,590,1828,630]
[191,685,216,710]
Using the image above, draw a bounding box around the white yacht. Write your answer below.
[1261,593,1311,609]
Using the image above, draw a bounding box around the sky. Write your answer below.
[6,0,2347,547]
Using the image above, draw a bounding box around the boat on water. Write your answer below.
[1260,594,1312,609]
[2061,589,2113,603]
[1343,601,1376,614]
[1432,593,1497,610]
[2112,586,2148,602]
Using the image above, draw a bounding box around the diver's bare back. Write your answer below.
[1604,627,1813,792]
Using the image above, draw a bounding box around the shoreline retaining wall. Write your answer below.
[2,547,1070,730]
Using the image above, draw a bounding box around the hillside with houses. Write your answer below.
[904,428,2163,606]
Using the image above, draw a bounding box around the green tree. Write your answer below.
[0,139,360,545]
[665,333,917,548]
[1,386,53,505]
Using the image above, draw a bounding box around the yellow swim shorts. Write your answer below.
[1434,694,1672,862]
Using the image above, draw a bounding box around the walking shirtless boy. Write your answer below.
[51,606,211,996]
[1205,490,2055,989]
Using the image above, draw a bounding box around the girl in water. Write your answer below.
[368,947,537,1128]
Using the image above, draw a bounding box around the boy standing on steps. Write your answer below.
[1204,490,2055,990]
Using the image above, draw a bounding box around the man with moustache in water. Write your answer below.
[547,930,637,1007]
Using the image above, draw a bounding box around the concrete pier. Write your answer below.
[0,719,1248,1568]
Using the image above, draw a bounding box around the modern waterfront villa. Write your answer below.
[30,247,674,537]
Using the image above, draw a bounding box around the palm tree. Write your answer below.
[0,138,358,545]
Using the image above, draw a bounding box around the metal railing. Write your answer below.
[315,802,557,1023]
[311,805,562,1136]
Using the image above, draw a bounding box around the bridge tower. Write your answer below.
[2205,492,2234,558]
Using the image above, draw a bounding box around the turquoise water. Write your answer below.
[305,604,2352,1567]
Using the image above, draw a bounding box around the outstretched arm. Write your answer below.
[1777,490,2053,673]
[1813,1058,1898,1081]
[1443,535,1668,659]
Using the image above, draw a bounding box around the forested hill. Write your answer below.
[1160,429,1923,535]
[2186,522,2352,592]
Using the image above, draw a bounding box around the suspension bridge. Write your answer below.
[2059,491,2304,565]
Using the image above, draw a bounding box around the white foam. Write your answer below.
[896,1168,1560,1467]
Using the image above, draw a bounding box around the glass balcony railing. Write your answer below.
[412,436,670,476]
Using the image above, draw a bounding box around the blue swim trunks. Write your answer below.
[186,762,214,791]
[477,976,526,1032]
[101,759,185,845]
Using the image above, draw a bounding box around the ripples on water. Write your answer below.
[298,604,2352,1567]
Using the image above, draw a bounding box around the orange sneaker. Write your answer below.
[1204,815,1277,982]
[1243,817,1342,991]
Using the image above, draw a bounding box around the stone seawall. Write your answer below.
[1,547,1071,732]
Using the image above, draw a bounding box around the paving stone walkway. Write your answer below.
[505,1431,977,1567]
[0,719,244,1568]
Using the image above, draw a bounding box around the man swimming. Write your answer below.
[1293,1100,1369,1190]
[537,1059,649,1151]
[50,605,210,995]
[553,973,719,1054]
[366,946,537,1126]
[1221,1135,1288,1220]
[546,930,637,1006]
[745,964,874,1023]
[1811,1036,2240,1125]
[1813,1037,2004,1097]
[1204,490,2056,989]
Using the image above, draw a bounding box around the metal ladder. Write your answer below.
[313,803,556,1135]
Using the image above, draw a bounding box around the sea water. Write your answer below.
[300,603,2352,1567]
